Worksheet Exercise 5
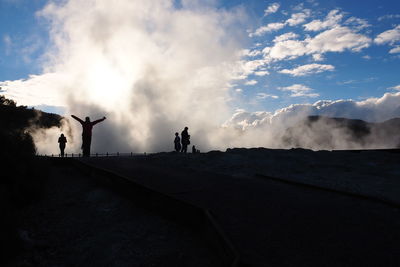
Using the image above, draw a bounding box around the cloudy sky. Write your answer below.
[1,0,399,113]
[0,0,399,152]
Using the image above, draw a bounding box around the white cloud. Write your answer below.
[254,70,270,76]
[232,59,267,80]
[389,46,400,54]
[344,17,370,30]
[388,85,400,91]
[256,93,278,99]
[263,26,371,62]
[263,39,307,60]
[312,53,324,61]
[304,9,343,31]
[0,73,68,106]
[242,49,262,57]
[378,14,400,21]
[264,2,280,17]
[245,79,258,85]
[285,9,311,26]
[250,22,285,37]
[279,63,334,76]
[251,8,311,37]
[374,25,400,45]
[307,26,371,52]
[259,10,371,61]
[273,32,299,42]
[278,84,319,97]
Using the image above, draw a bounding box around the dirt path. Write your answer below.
[10,159,216,267]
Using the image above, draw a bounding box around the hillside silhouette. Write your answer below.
[282,115,400,150]
[0,96,63,264]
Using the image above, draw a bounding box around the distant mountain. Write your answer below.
[282,116,400,150]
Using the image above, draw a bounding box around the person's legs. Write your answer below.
[175,144,181,152]
[182,144,187,153]
[82,135,92,157]
[60,145,65,157]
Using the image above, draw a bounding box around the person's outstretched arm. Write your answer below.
[71,115,84,124]
[92,116,106,126]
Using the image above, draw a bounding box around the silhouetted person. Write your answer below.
[71,115,106,157]
[58,133,67,157]
[174,132,181,152]
[181,127,190,153]
[192,145,200,154]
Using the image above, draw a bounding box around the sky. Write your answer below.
[1,0,400,113]
[1,0,400,153]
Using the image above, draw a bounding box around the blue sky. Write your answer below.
[0,0,48,80]
[0,0,400,114]
[225,0,400,112]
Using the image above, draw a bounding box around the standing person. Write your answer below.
[71,115,106,157]
[174,132,181,152]
[181,127,190,153]
[58,133,67,157]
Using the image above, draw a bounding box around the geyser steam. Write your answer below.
[32,0,247,153]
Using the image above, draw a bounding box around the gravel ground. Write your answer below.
[8,159,217,267]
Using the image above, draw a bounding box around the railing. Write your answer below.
[36,152,151,158]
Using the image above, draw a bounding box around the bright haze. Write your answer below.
[1,0,400,153]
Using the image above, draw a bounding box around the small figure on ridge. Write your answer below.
[174,132,181,152]
[181,127,190,153]
[58,133,67,157]
[192,145,200,154]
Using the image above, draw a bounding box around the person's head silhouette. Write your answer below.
[60,133,64,137]
[85,116,90,122]
[184,127,188,131]
[175,132,179,136]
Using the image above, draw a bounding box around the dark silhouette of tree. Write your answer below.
[0,95,63,263]
[0,95,16,107]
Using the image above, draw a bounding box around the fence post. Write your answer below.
[72,153,74,158]
[96,153,98,157]
[117,152,119,156]
[106,152,108,157]
[131,152,133,156]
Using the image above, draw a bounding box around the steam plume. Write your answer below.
[34,0,247,153]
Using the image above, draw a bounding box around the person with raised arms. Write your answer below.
[71,115,106,157]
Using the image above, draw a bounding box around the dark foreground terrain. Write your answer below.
[81,148,400,267]
[5,159,217,267]
[2,148,400,267]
